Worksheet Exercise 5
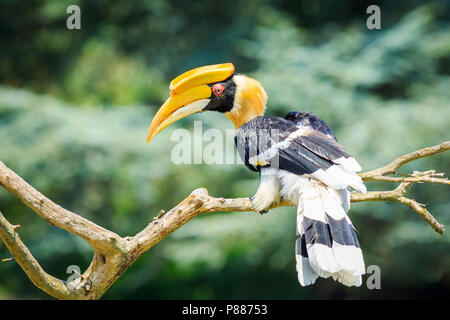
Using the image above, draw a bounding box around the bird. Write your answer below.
[146,63,366,287]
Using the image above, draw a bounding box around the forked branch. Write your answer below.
[0,141,448,299]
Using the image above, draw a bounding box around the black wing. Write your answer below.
[235,114,364,191]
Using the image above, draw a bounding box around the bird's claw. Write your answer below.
[249,196,271,215]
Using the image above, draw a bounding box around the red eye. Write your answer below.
[212,83,225,96]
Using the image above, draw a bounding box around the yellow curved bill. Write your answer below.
[147,85,212,142]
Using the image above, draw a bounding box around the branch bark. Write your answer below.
[0,141,448,299]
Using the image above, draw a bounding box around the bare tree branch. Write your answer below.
[363,172,449,185]
[352,141,450,234]
[0,161,122,253]
[0,211,73,298]
[0,141,448,299]
[361,141,450,178]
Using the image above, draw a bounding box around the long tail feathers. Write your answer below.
[296,214,319,286]
[295,183,365,287]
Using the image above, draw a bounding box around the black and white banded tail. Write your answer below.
[295,181,365,286]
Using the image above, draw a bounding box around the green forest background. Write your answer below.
[0,0,449,299]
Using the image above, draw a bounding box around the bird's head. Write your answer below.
[147,63,267,143]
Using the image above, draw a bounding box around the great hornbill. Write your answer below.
[147,63,366,287]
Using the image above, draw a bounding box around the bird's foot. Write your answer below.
[250,194,277,215]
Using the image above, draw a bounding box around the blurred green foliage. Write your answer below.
[0,0,449,299]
